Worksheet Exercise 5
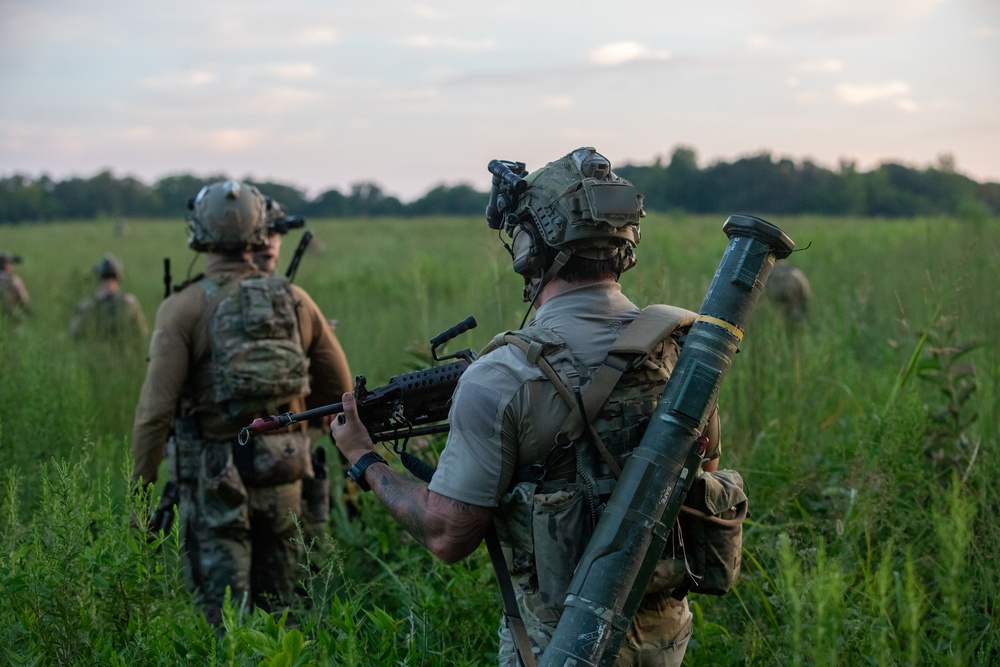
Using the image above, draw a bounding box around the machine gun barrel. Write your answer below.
[539,215,794,667]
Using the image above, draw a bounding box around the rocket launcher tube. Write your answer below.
[539,215,794,667]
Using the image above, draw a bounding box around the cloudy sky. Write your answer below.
[1,0,998,202]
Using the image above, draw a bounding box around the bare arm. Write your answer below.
[330,391,494,563]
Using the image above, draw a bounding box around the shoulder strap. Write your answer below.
[193,276,240,344]
[486,527,537,667]
[557,305,698,470]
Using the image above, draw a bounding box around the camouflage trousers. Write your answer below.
[178,441,305,626]
[497,591,692,666]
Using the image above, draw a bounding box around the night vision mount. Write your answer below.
[485,159,528,231]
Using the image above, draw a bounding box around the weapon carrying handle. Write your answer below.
[430,316,478,349]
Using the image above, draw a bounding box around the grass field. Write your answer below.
[1,213,998,665]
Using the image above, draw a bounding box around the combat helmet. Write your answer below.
[187,180,269,252]
[0,252,22,270]
[93,253,124,280]
[519,146,643,252]
[487,147,644,301]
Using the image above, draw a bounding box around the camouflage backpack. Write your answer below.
[199,275,310,418]
[490,305,747,606]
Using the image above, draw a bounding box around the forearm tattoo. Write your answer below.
[369,464,493,557]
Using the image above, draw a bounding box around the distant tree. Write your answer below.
[348,182,404,217]
[243,180,309,213]
[155,174,227,218]
[307,188,350,217]
[49,171,158,219]
[975,182,1000,216]
[862,164,926,217]
[408,184,483,216]
[0,174,57,222]
[2,156,998,224]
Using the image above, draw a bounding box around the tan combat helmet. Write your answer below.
[489,147,645,301]
[187,180,269,253]
[0,252,22,270]
[93,253,124,280]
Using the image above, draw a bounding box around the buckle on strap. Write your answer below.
[602,353,631,374]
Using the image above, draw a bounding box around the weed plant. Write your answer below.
[1,213,997,665]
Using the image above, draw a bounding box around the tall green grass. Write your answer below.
[1,214,997,665]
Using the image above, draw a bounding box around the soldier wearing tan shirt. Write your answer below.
[131,180,352,625]
[69,253,149,344]
[331,148,721,666]
[0,252,31,323]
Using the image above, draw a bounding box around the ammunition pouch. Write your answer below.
[239,431,314,488]
[301,446,330,531]
[198,441,249,530]
[650,469,748,597]
[500,469,747,613]
[173,414,205,482]
[497,481,594,624]
[173,413,313,488]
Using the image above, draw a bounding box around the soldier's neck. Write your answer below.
[535,276,616,307]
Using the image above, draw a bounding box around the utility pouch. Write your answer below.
[667,469,748,596]
[498,480,595,625]
[198,441,249,530]
[173,414,205,482]
[244,431,314,487]
[301,446,330,527]
[530,483,591,620]
[495,481,537,575]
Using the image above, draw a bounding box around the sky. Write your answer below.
[1,0,998,203]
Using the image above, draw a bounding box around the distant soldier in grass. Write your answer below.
[69,253,149,343]
[0,251,31,323]
[131,180,353,626]
[766,262,812,325]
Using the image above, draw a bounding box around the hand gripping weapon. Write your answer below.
[239,317,478,449]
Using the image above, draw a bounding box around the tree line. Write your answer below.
[1,147,997,224]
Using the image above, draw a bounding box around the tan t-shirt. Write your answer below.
[69,290,149,341]
[0,272,30,317]
[429,282,721,507]
[130,255,353,485]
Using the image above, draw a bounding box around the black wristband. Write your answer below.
[347,451,387,492]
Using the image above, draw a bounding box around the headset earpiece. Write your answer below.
[509,222,547,278]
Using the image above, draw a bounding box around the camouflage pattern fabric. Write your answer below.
[132,255,354,626]
[497,591,692,667]
[490,315,711,662]
[178,440,304,626]
[0,272,31,320]
[766,263,812,323]
[69,291,149,341]
[299,439,332,556]
[201,275,310,419]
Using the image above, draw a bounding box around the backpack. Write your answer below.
[492,305,747,599]
[200,275,310,418]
